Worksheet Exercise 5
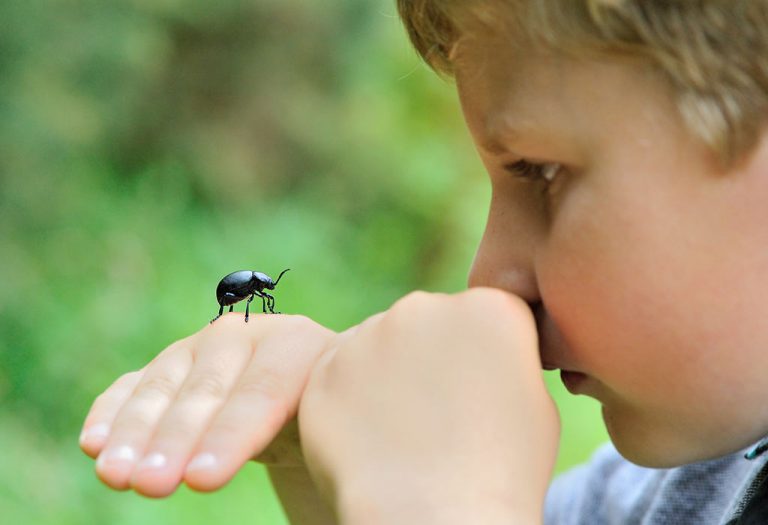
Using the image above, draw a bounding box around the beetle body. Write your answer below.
[211,268,290,323]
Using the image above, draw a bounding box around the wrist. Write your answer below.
[336,481,541,525]
[268,465,338,525]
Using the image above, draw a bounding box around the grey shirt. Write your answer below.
[544,439,768,524]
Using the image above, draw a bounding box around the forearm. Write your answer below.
[270,468,540,525]
[268,466,338,525]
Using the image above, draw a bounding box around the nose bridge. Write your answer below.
[467,194,543,303]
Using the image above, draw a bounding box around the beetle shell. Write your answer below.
[216,270,257,305]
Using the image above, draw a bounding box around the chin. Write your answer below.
[609,436,692,468]
[601,406,721,468]
[601,401,768,468]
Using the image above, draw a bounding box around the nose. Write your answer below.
[467,193,544,304]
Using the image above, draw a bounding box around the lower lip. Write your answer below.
[560,370,588,393]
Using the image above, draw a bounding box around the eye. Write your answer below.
[504,159,563,198]
[503,159,561,187]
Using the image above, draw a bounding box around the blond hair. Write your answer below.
[397,0,768,166]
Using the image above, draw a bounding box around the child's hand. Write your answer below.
[299,288,560,524]
[79,313,334,498]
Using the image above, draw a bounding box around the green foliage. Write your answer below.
[0,1,607,523]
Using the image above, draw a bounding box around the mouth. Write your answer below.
[541,361,559,371]
[541,359,589,393]
[534,303,590,393]
[559,370,589,393]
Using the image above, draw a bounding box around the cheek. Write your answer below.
[537,194,703,391]
[535,174,768,463]
[538,181,767,421]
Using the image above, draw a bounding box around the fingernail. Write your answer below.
[135,452,168,471]
[186,452,218,472]
[80,423,110,444]
[97,445,137,470]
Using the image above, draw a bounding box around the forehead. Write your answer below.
[453,41,566,147]
[451,33,675,157]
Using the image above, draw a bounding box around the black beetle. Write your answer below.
[210,269,290,323]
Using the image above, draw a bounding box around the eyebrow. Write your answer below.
[477,121,525,156]
[477,137,511,156]
[478,116,550,157]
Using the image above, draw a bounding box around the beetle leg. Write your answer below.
[210,304,225,324]
[229,305,234,312]
[262,293,276,314]
[244,294,256,322]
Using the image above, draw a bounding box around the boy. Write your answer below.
[79,1,768,523]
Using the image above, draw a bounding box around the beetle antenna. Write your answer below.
[274,268,290,286]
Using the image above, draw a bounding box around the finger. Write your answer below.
[94,340,194,492]
[80,333,199,459]
[129,322,256,498]
[79,370,145,458]
[183,319,330,491]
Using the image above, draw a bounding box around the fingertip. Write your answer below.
[80,440,101,458]
[183,476,224,493]
[96,476,132,492]
[95,463,133,492]
[94,445,138,491]
[132,485,178,499]
[79,423,110,457]
[130,474,180,499]
[128,453,186,499]
[183,453,232,492]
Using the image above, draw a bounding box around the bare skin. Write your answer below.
[80,291,559,524]
[298,288,560,524]
[79,313,334,498]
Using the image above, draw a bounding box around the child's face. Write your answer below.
[454,32,768,467]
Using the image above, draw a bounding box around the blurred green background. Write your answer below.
[0,0,608,523]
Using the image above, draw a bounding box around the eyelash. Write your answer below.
[503,159,560,185]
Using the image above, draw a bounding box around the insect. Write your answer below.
[210,269,290,323]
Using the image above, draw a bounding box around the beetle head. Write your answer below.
[251,272,271,287]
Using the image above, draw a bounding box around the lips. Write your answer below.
[531,305,593,394]
[560,370,589,394]
[541,361,559,371]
